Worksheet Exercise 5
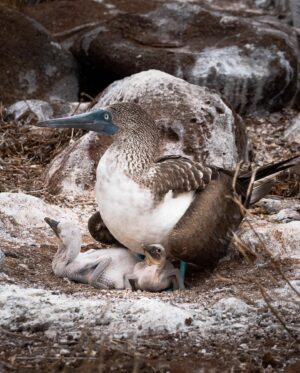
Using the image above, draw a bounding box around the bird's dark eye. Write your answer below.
[104,113,109,121]
[157,248,161,253]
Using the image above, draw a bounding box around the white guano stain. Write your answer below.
[188,46,293,113]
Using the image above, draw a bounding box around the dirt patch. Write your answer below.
[0,108,84,200]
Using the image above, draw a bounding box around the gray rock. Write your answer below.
[0,192,82,246]
[236,218,300,260]
[275,208,300,223]
[256,197,300,214]
[73,0,299,114]
[0,5,79,105]
[5,100,90,138]
[6,100,89,124]
[285,114,300,145]
[212,297,255,318]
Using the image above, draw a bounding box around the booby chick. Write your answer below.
[125,244,184,291]
[44,217,139,289]
[39,104,300,267]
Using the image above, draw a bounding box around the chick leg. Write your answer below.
[124,274,138,290]
[90,257,112,289]
[66,257,109,284]
[165,269,185,290]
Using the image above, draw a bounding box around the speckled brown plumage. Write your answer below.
[143,155,213,202]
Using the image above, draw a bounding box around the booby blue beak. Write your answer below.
[37,109,119,135]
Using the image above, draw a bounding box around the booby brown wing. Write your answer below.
[167,155,300,266]
[142,155,214,202]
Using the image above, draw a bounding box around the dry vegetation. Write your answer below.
[0,104,84,201]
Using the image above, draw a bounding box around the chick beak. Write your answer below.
[44,217,60,237]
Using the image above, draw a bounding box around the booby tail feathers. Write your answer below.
[238,155,300,207]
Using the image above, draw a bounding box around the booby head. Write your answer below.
[143,244,166,267]
[37,102,157,139]
[44,217,81,254]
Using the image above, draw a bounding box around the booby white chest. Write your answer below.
[96,149,195,253]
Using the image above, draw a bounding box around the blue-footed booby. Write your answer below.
[44,217,139,289]
[45,217,180,291]
[125,244,184,291]
[39,103,300,270]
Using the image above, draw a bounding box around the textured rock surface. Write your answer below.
[6,100,89,124]
[22,0,299,114]
[285,113,300,145]
[237,197,300,261]
[72,1,299,114]
[45,132,112,195]
[5,99,90,138]
[238,218,300,260]
[256,197,300,214]
[44,70,247,195]
[0,5,79,105]
[0,193,83,246]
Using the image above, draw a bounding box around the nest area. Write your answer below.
[0,106,84,200]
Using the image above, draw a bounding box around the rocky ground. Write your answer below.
[0,104,299,372]
[0,0,300,372]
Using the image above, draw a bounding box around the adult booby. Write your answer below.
[39,103,299,269]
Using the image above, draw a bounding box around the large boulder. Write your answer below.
[237,218,300,260]
[44,69,248,196]
[22,0,299,113]
[235,196,300,261]
[0,193,81,247]
[72,1,299,114]
[45,132,112,195]
[0,5,79,105]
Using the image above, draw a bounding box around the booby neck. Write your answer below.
[144,244,168,274]
[107,132,160,177]
[106,104,160,177]
[45,218,81,266]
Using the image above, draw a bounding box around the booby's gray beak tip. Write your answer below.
[44,217,60,235]
[36,120,50,128]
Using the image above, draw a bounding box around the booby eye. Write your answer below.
[104,113,109,121]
